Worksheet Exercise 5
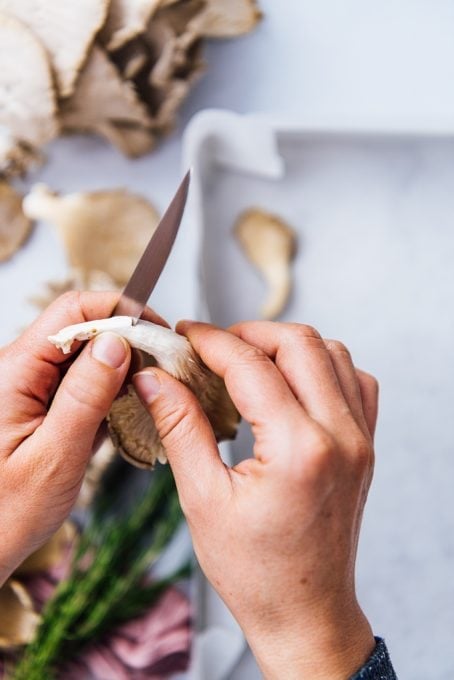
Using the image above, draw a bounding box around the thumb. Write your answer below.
[36,332,131,466]
[133,368,230,514]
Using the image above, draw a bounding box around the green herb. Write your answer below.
[13,465,189,680]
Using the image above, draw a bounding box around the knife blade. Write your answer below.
[112,169,191,322]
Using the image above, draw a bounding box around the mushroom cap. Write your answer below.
[137,6,205,134]
[0,12,57,148]
[0,579,40,648]
[0,181,33,262]
[29,270,121,312]
[0,0,110,97]
[0,127,42,179]
[235,208,297,320]
[171,0,262,39]
[200,0,262,38]
[101,0,162,52]
[23,184,160,286]
[48,317,240,469]
[59,45,155,156]
[16,522,76,575]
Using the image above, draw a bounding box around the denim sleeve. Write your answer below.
[349,638,398,680]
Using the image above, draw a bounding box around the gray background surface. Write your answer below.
[1,2,454,678]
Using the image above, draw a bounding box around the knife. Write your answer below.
[112,170,191,323]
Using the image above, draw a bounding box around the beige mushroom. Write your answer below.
[30,270,121,312]
[0,128,42,179]
[0,12,58,149]
[48,317,240,469]
[176,0,262,40]
[16,522,76,575]
[101,0,162,52]
[0,181,33,262]
[0,0,110,98]
[139,7,205,134]
[59,45,155,157]
[23,184,160,286]
[0,579,40,648]
[235,208,297,320]
[111,38,150,80]
[77,438,118,509]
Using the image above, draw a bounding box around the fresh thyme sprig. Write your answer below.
[13,465,189,680]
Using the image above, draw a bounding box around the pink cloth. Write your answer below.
[62,587,191,679]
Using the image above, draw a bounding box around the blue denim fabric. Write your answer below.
[350,638,397,680]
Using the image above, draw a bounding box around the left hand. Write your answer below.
[0,291,158,584]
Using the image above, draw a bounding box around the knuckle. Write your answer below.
[287,323,322,341]
[350,436,374,473]
[281,324,324,351]
[62,375,105,415]
[55,290,81,311]
[231,343,269,367]
[155,402,195,445]
[292,430,336,482]
[365,372,379,395]
[325,338,351,356]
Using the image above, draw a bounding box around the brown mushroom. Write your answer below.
[0,580,40,648]
[59,45,155,156]
[0,128,42,179]
[171,0,262,41]
[235,208,297,320]
[0,181,33,262]
[0,12,58,149]
[23,184,160,286]
[0,0,110,97]
[48,317,240,469]
[101,0,162,52]
[16,522,76,575]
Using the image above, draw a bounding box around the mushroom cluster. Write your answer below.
[0,0,262,175]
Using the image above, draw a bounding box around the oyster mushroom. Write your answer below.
[48,317,240,469]
[0,127,42,179]
[23,184,160,286]
[111,38,150,80]
[101,0,162,51]
[0,0,109,97]
[138,7,205,134]
[235,208,297,320]
[30,270,121,312]
[0,12,58,148]
[189,0,262,39]
[0,579,40,648]
[0,181,33,262]
[59,45,155,157]
[16,522,76,575]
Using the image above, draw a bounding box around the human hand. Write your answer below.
[133,321,379,680]
[0,291,138,584]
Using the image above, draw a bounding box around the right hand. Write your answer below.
[134,320,379,680]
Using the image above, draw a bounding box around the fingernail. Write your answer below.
[92,332,128,368]
[133,370,161,404]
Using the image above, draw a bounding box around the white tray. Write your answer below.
[183,110,454,680]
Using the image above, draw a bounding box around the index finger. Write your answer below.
[177,320,305,434]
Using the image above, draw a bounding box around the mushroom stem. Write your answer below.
[22,184,64,224]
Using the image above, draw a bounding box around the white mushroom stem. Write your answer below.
[48,316,200,379]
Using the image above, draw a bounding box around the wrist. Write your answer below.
[244,601,375,680]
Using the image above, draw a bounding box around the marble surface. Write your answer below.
[1,1,454,678]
